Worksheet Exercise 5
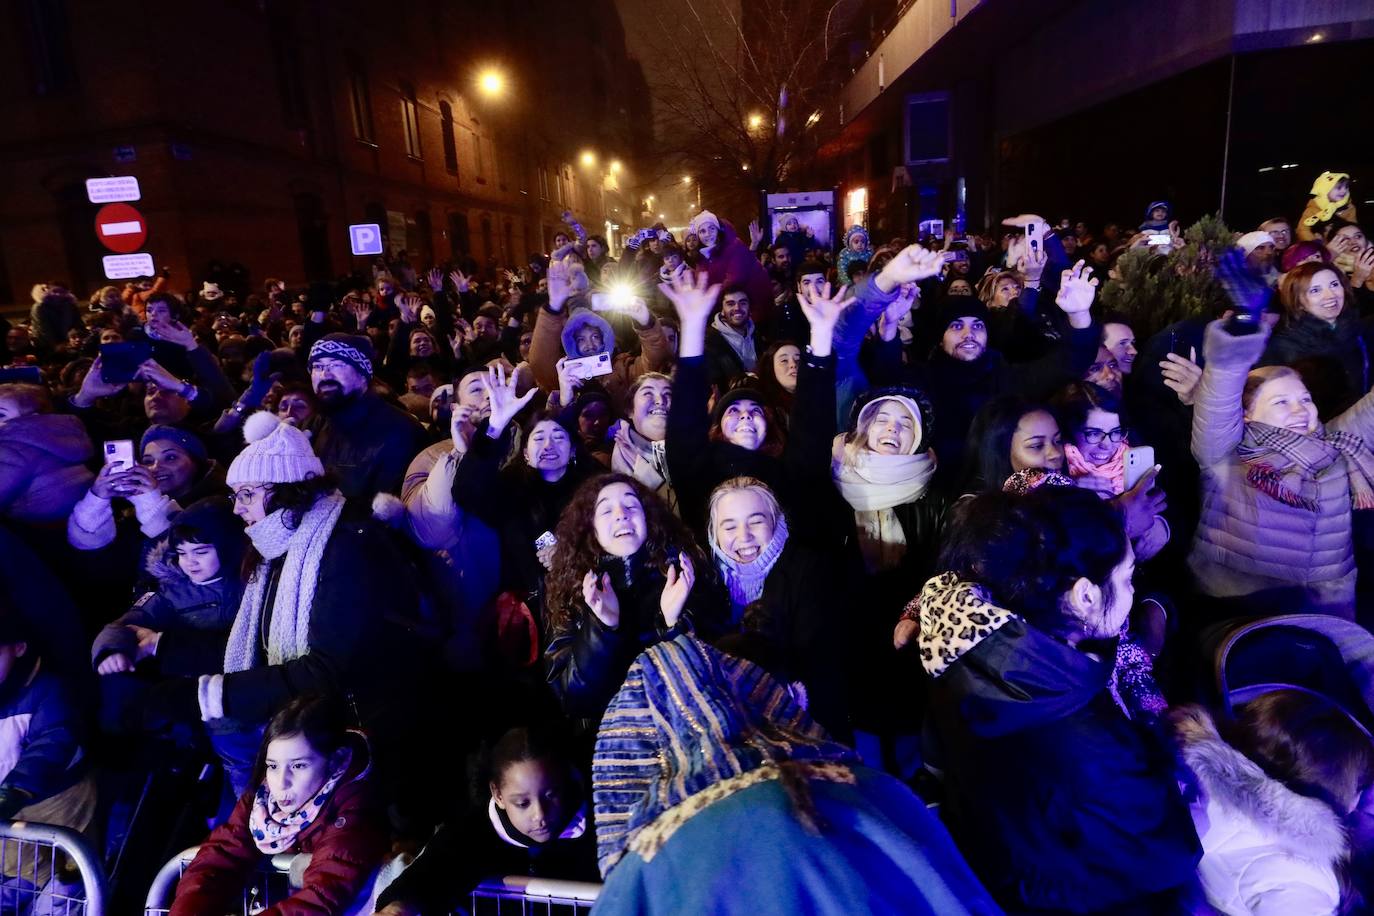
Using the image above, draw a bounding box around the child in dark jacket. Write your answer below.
[374,725,598,916]
[91,497,245,678]
[170,695,386,916]
[0,612,98,892]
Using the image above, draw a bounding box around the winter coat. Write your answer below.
[703,321,766,390]
[1297,197,1358,242]
[0,655,87,814]
[836,226,872,286]
[0,413,93,524]
[1261,309,1374,416]
[544,549,729,719]
[311,391,428,504]
[919,577,1200,913]
[1173,706,1346,916]
[29,295,84,350]
[1190,321,1374,617]
[692,220,776,327]
[171,751,386,916]
[375,801,598,914]
[91,544,239,677]
[527,305,671,414]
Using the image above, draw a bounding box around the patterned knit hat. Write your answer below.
[308,333,374,379]
[226,412,323,486]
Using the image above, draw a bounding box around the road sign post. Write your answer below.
[349,223,384,256]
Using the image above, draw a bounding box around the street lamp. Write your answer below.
[682,175,692,184]
[609,159,623,174]
[580,150,597,168]
[478,69,505,97]
[747,112,764,130]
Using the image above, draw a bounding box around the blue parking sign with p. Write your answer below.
[349,223,384,256]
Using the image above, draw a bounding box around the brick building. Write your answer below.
[0,0,652,303]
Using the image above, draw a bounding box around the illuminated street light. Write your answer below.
[580,150,597,168]
[747,113,764,130]
[609,159,623,174]
[806,110,822,127]
[478,69,505,96]
[742,163,750,171]
[682,175,692,184]
[659,213,666,219]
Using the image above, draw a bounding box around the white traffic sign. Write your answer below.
[103,253,155,279]
[86,176,141,204]
[349,223,384,256]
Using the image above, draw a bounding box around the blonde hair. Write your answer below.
[844,396,921,464]
[977,270,1025,305]
[707,476,782,532]
[1242,365,1302,415]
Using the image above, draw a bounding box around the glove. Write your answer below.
[242,351,275,406]
[1215,248,1272,336]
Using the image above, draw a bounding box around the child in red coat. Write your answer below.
[170,695,386,916]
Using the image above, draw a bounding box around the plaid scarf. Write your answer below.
[1237,422,1374,511]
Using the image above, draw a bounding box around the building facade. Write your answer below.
[0,0,652,302]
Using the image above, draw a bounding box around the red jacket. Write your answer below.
[693,220,776,327]
[170,765,386,916]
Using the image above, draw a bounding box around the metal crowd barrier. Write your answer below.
[144,846,601,915]
[0,820,106,916]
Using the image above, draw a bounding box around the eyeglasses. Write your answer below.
[231,484,274,506]
[1080,427,1129,445]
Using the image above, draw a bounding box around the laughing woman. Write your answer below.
[543,473,726,719]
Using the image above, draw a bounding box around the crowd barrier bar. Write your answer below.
[144,846,601,915]
[0,820,107,916]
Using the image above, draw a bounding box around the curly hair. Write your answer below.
[544,473,705,634]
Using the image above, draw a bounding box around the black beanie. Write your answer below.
[711,386,769,428]
[933,295,990,330]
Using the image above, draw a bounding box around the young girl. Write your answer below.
[170,695,386,916]
[543,473,724,719]
[91,497,244,679]
[373,725,598,916]
[1173,691,1372,915]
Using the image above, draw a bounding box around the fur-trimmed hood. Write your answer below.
[1173,705,1348,867]
[560,308,616,360]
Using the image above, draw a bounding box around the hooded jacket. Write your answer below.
[1173,706,1346,916]
[0,413,94,525]
[0,654,87,814]
[170,742,386,916]
[527,305,671,414]
[1191,321,1374,617]
[1298,172,1358,242]
[918,574,1200,913]
[836,226,872,286]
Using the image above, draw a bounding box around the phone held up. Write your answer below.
[103,439,136,471]
[564,352,613,380]
[1124,446,1156,492]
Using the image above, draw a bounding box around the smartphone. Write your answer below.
[1124,446,1156,492]
[99,340,152,384]
[564,352,613,380]
[103,439,136,471]
[0,366,41,384]
[534,531,557,552]
[1148,233,1172,247]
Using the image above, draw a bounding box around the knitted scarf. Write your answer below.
[224,493,346,673]
[1237,422,1374,511]
[612,425,672,508]
[709,514,789,614]
[1064,441,1127,495]
[248,750,352,853]
[832,435,936,573]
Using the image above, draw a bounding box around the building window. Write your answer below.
[268,14,309,131]
[537,167,550,202]
[439,101,458,175]
[400,82,422,159]
[20,0,75,96]
[346,53,375,143]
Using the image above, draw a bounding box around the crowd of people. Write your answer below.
[1,172,1373,914]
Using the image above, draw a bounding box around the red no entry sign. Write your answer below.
[94,202,147,254]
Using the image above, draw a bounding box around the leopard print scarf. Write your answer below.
[915,572,1017,678]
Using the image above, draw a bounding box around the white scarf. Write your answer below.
[223,493,346,672]
[612,426,675,511]
[832,434,936,573]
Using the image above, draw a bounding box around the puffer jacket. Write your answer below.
[527,305,671,414]
[1190,320,1374,617]
[170,745,386,916]
[1173,705,1346,916]
[0,413,93,524]
[917,574,1200,913]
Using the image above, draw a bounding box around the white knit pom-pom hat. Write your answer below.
[226,412,324,486]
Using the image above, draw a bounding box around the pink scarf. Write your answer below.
[247,750,352,854]
[1064,442,1127,495]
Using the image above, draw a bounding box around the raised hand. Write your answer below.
[426,268,444,293]
[583,571,621,628]
[137,360,185,394]
[449,269,470,294]
[798,281,854,357]
[484,363,537,436]
[660,552,694,628]
[75,356,129,406]
[748,219,763,249]
[554,356,582,408]
[398,293,424,324]
[1055,260,1098,328]
[591,291,651,326]
[1353,246,1374,288]
[450,404,477,453]
[876,244,944,292]
[1113,466,1166,540]
[547,259,573,313]
[149,315,198,350]
[658,270,721,358]
[1159,347,1202,406]
[1016,245,1048,283]
[879,284,917,341]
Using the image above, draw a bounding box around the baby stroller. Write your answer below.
[1202,613,1374,737]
